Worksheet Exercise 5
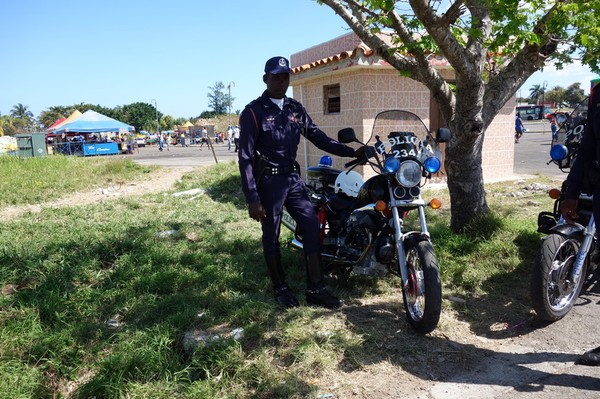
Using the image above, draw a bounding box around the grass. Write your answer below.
[0,158,560,398]
[0,154,155,206]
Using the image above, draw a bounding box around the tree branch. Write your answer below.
[440,0,466,26]
[408,0,474,75]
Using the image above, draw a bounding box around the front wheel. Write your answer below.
[530,234,587,321]
[402,239,442,334]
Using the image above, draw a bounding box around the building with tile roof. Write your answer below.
[289,32,515,182]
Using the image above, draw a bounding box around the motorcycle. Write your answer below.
[282,110,450,334]
[531,98,597,322]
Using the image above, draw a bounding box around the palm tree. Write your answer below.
[0,115,16,136]
[529,85,546,105]
[10,103,33,120]
[9,103,36,132]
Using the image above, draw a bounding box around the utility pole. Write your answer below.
[227,81,235,128]
[151,99,159,135]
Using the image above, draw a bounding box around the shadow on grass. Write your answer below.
[4,209,323,397]
[428,212,554,340]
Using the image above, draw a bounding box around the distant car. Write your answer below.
[135,137,147,147]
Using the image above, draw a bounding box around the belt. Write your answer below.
[264,164,299,175]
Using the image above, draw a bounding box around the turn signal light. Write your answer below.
[375,200,388,212]
[548,188,561,200]
[429,198,442,209]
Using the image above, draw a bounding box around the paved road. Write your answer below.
[129,142,238,168]
[514,120,568,179]
[131,122,563,180]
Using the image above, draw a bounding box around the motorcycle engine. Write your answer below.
[344,212,373,249]
[374,235,395,264]
[342,210,390,277]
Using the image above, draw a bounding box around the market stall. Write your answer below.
[51,110,134,156]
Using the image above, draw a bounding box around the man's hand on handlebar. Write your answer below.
[353,146,365,159]
[559,198,579,224]
[346,145,374,168]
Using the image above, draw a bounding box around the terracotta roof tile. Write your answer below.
[292,44,375,73]
[291,42,450,74]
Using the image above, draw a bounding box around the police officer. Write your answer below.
[238,56,360,309]
[560,80,600,365]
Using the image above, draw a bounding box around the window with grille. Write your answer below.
[323,84,341,114]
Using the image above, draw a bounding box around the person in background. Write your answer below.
[238,56,362,309]
[550,115,558,142]
[227,126,233,151]
[559,80,600,366]
[233,125,240,152]
[515,112,525,143]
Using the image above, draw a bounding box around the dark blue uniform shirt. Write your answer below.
[238,90,355,204]
[566,86,600,200]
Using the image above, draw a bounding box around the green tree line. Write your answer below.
[517,82,587,107]
[0,81,236,136]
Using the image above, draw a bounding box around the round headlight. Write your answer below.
[424,157,441,173]
[550,144,568,161]
[384,156,401,173]
[396,160,422,187]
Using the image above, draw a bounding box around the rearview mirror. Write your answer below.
[435,128,451,143]
[338,128,357,144]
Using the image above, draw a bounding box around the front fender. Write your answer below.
[403,232,431,246]
[545,222,586,240]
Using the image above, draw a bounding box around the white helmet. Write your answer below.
[334,171,363,197]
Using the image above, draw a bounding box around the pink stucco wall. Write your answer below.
[290,32,515,182]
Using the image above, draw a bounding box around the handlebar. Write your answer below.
[344,157,363,168]
[344,145,377,168]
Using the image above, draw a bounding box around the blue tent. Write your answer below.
[53,110,134,134]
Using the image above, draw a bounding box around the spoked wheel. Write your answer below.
[531,234,587,321]
[402,239,442,334]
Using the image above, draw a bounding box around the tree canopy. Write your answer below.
[318,0,600,232]
[207,81,235,115]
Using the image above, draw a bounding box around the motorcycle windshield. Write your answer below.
[551,98,588,170]
[367,110,440,163]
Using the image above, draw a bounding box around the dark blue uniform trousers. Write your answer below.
[258,173,319,256]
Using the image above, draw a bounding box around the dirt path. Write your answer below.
[319,280,600,399]
[0,166,193,221]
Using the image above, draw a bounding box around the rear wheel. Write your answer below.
[402,239,442,334]
[530,234,586,321]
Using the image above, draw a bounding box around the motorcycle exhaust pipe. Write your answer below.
[291,238,304,250]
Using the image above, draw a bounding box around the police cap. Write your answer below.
[264,56,292,74]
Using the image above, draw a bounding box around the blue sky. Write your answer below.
[1,0,597,121]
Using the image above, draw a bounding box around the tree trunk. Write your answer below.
[445,120,490,233]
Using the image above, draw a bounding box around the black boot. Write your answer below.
[304,252,343,309]
[577,345,600,366]
[273,284,299,308]
[264,254,299,308]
